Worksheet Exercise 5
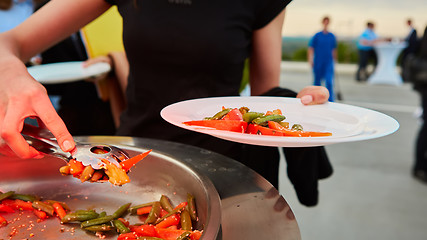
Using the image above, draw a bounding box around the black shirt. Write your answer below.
[105,0,290,146]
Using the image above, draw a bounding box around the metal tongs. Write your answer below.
[21,123,129,169]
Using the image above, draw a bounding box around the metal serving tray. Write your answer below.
[0,142,221,239]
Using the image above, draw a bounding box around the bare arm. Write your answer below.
[0,0,111,158]
[249,9,285,96]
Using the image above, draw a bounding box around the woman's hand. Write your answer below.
[0,58,75,158]
[297,86,330,105]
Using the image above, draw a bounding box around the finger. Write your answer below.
[297,86,329,105]
[1,120,41,158]
[300,95,313,105]
[34,98,75,152]
[82,56,111,68]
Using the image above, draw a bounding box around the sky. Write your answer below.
[282,0,427,38]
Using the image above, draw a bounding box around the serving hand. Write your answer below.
[0,58,75,158]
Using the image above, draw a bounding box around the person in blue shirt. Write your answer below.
[356,21,379,81]
[308,16,337,102]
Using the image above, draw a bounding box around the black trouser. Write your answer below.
[356,49,377,81]
[415,93,427,172]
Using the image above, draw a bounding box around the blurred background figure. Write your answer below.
[0,0,43,65]
[405,26,427,183]
[307,16,337,102]
[401,18,418,82]
[356,21,378,82]
[0,0,35,32]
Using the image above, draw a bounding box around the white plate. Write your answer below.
[27,61,111,84]
[160,96,399,147]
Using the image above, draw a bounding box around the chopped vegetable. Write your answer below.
[184,106,332,137]
[183,120,247,133]
[0,191,202,240]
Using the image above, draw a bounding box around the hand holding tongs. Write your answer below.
[21,123,129,169]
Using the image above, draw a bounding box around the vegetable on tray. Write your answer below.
[0,190,202,240]
[59,149,152,186]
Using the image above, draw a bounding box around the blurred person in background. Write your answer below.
[401,18,418,82]
[356,21,379,82]
[33,0,117,136]
[307,16,337,102]
[0,0,44,65]
[0,0,333,206]
[406,26,427,183]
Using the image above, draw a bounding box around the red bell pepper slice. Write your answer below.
[0,215,7,227]
[268,121,332,137]
[129,224,158,237]
[156,228,187,240]
[0,204,15,213]
[246,124,283,136]
[117,232,138,240]
[222,108,243,121]
[190,230,203,240]
[183,120,247,133]
[68,159,85,176]
[120,149,152,172]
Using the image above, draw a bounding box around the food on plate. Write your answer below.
[184,106,332,137]
[0,190,202,240]
[59,150,152,186]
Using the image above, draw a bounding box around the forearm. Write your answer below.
[249,9,285,96]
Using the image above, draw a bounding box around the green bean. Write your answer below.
[176,231,192,240]
[128,201,157,214]
[32,201,54,216]
[112,203,131,219]
[239,106,250,115]
[155,204,186,224]
[206,108,232,120]
[180,210,192,231]
[112,219,130,234]
[81,215,115,228]
[12,193,39,202]
[98,211,107,218]
[0,191,15,201]
[75,209,98,214]
[252,114,285,126]
[144,201,161,224]
[242,112,264,123]
[160,195,173,212]
[291,124,303,131]
[61,212,100,223]
[84,224,114,232]
[186,193,197,221]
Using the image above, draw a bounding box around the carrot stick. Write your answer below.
[52,202,67,220]
[33,209,48,220]
[156,213,180,228]
[136,206,152,215]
